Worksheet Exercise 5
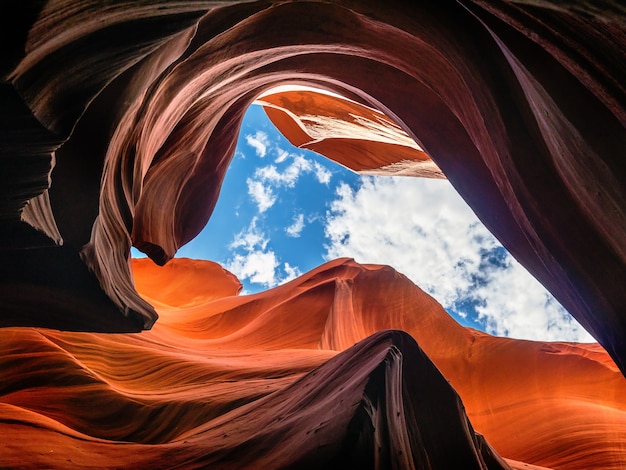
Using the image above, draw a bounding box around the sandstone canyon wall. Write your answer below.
[1,0,624,372]
[1,0,626,468]
[1,258,625,469]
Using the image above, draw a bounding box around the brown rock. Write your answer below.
[257,87,445,178]
[1,258,624,468]
[2,1,624,374]
[1,1,626,468]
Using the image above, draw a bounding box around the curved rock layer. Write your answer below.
[1,1,625,375]
[2,3,626,468]
[256,87,444,178]
[1,258,625,469]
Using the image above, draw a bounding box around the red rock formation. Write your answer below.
[256,87,444,178]
[1,258,624,469]
[2,1,624,376]
[2,1,626,468]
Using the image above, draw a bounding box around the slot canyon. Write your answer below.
[1,1,625,468]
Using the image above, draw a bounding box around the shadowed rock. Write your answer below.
[1,2,626,468]
[2,259,625,468]
[2,1,624,374]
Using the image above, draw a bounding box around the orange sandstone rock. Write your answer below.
[2,2,626,469]
[1,1,625,379]
[257,87,444,178]
[1,258,624,469]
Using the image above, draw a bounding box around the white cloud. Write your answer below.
[247,179,276,213]
[226,218,278,287]
[226,250,279,287]
[324,176,595,343]
[229,217,267,251]
[284,156,313,185]
[252,152,332,189]
[225,217,302,289]
[254,155,312,188]
[282,262,302,283]
[245,131,270,157]
[313,162,332,185]
[246,150,332,214]
[285,213,305,237]
[472,260,591,342]
[275,147,289,163]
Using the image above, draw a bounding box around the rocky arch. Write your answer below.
[2,1,625,376]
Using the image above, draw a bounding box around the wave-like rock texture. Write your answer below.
[1,1,625,376]
[2,258,625,469]
[2,3,626,468]
[1,259,504,469]
[256,88,445,178]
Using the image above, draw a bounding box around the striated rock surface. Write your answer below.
[1,1,626,468]
[0,259,503,469]
[256,87,445,178]
[1,1,624,375]
[1,258,625,469]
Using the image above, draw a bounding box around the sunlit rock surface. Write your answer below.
[1,1,626,468]
[2,258,625,469]
[2,1,624,374]
[256,87,445,178]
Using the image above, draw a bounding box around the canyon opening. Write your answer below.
[2,2,625,469]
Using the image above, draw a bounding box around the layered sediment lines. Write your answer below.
[256,88,444,178]
[2,1,625,378]
[2,1,626,468]
[1,258,625,469]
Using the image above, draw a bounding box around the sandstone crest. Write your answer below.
[1,1,626,468]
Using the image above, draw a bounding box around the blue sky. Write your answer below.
[133,104,594,343]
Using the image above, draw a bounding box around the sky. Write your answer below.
[132,103,594,343]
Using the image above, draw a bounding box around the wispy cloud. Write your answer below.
[324,176,594,343]
[229,217,267,251]
[285,213,305,237]
[246,150,332,214]
[245,130,270,157]
[283,262,302,283]
[227,250,279,286]
[247,179,276,213]
[275,147,289,163]
[313,162,332,185]
[225,217,302,289]
[254,155,312,188]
